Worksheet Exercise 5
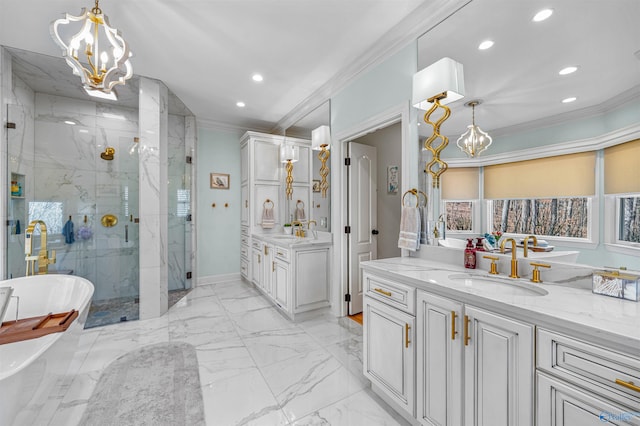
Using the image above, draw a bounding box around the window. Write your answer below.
[491,198,590,238]
[445,201,473,231]
[617,196,640,244]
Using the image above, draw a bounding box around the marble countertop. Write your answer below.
[361,257,640,356]
[253,233,332,249]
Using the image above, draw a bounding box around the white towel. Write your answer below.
[261,206,275,229]
[398,206,420,251]
[295,207,306,221]
[419,206,428,245]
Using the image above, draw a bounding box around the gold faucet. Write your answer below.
[523,235,538,258]
[291,220,305,238]
[25,220,56,276]
[500,238,519,278]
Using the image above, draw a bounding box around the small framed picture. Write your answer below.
[210,173,230,189]
[387,166,399,193]
[312,180,321,193]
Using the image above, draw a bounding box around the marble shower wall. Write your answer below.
[32,93,140,301]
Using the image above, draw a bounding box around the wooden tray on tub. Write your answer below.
[0,310,78,345]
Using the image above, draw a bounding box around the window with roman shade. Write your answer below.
[485,152,596,239]
[604,139,640,244]
[441,167,479,232]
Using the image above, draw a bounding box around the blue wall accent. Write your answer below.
[331,42,417,134]
[196,127,243,278]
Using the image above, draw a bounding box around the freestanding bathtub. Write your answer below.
[0,274,94,425]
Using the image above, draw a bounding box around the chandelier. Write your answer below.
[51,0,132,100]
[456,100,492,158]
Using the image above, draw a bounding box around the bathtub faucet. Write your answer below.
[25,220,56,276]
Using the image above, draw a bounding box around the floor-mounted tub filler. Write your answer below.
[0,274,94,425]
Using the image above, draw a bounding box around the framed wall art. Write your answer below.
[210,173,230,189]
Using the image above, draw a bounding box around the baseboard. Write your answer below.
[196,272,241,286]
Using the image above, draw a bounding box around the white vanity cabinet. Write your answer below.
[536,329,640,426]
[363,296,416,418]
[363,272,416,419]
[416,291,534,426]
[252,236,330,320]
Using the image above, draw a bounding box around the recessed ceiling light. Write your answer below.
[236,101,246,108]
[478,40,494,50]
[64,120,76,125]
[533,9,553,22]
[252,74,263,82]
[559,66,578,75]
[562,97,577,103]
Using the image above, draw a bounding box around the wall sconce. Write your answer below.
[312,125,331,198]
[280,143,299,200]
[457,100,492,158]
[412,57,465,188]
[51,0,133,100]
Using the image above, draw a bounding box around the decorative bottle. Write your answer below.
[464,238,477,269]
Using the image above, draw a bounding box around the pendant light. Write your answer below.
[456,100,492,158]
[51,0,133,100]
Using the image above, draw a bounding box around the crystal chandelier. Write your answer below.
[51,0,133,100]
[456,100,492,158]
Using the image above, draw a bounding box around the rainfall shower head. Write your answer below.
[100,147,115,161]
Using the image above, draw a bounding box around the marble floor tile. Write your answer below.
[242,326,324,368]
[49,282,405,426]
[292,389,408,426]
[201,367,290,426]
[261,348,367,423]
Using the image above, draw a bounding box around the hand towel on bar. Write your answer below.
[63,218,75,244]
[261,205,275,229]
[398,206,420,251]
[295,206,306,221]
[419,206,428,245]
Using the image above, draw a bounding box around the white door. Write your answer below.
[348,142,377,315]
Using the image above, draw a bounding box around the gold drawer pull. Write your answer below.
[405,323,411,348]
[277,251,285,256]
[451,311,458,340]
[464,315,471,346]
[374,288,392,297]
[615,379,640,393]
[264,246,269,255]
[272,261,275,272]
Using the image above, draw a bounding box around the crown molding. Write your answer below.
[273,0,472,133]
[446,122,640,168]
[197,117,272,134]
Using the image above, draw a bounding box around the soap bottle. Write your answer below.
[464,238,477,269]
[475,237,485,252]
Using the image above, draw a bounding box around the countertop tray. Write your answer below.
[0,310,78,345]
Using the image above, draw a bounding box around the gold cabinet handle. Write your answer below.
[272,261,275,272]
[264,246,268,255]
[374,288,392,297]
[245,200,248,208]
[615,379,640,393]
[464,315,471,346]
[405,323,411,348]
[451,311,458,340]
[258,254,261,263]
[277,251,285,256]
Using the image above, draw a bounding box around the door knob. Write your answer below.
[372,229,379,235]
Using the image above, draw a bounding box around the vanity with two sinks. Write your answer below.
[361,254,640,426]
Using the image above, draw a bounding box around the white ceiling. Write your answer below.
[0,0,426,131]
[418,0,640,139]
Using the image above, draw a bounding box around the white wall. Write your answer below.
[196,126,243,280]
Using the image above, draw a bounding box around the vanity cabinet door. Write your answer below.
[261,243,273,296]
[537,372,640,426]
[363,296,415,417]
[253,140,280,182]
[272,257,289,312]
[463,305,534,426]
[251,248,262,287]
[241,184,249,225]
[416,292,463,426]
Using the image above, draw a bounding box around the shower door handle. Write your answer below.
[125,225,129,243]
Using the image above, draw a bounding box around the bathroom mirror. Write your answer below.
[415,0,640,264]
[286,101,331,232]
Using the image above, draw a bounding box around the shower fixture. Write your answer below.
[100,146,115,160]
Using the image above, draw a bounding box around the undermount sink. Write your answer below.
[447,273,548,297]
